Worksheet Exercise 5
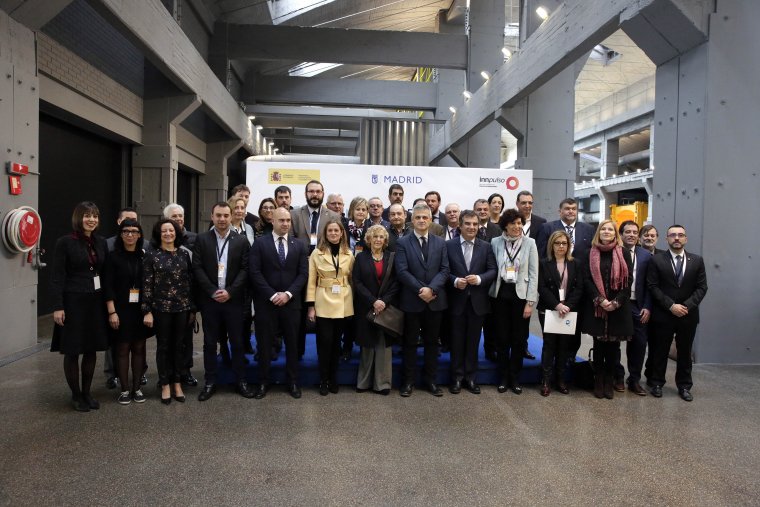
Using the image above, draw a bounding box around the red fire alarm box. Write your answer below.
[9,175,22,195]
[6,162,29,176]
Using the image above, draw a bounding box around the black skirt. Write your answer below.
[51,292,109,354]
[108,301,154,343]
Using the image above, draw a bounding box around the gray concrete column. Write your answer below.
[650,0,758,363]
[198,140,242,231]
[496,64,577,219]
[132,94,200,229]
[0,11,40,357]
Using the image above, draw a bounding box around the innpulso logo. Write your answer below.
[479,176,520,190]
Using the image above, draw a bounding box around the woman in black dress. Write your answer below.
[51,201,109,412]
[142,219,195,405]
[537,230,583,396]
[582,219,633,399]
[104,219,153,405]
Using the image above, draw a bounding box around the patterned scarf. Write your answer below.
[589,241,628,317]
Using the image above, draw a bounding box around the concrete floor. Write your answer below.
[1,321,759,506]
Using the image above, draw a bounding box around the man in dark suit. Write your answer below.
[536,198,595,263]
[646,225,708,401]
[516,190,546,241]
[536,198,596,359]
[249,207,309,399]
[443,203,461,240]
[446,210,497,394]
[425,191,446,225]
[613,221,653,395]
[381,183,412,222]
[367,197,391,228]
[288,179,339,357]
[395,203,450,397]
[192,202,254,401]
[473,199,501,242]
[386,203,411,252]
[639,224,664,255]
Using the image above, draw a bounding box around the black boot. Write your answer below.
[593,374,604,399]
[603,375,614,399]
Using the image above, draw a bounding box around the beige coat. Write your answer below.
[306,248,355,318]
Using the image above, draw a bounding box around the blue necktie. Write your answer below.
[675,255,683,286]
[277,237,286,266]
[420,236,428,261]
[310,211,319,234]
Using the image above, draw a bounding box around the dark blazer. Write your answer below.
[395,232,449,312]
[381,206,411,223]
[248,233,308,310]
[537,257,583,312]
[525,214,546,240]
[629,246,653,311]
[445,237,497,316]
[537,220,595,262]
[387,225,411,252]
[647,250,708,325]
[432,211,446,225]
[191,229,249,305]
[50,234,108,311]
[477,221,501,243]
[352,250,399,347]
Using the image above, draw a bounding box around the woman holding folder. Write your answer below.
[537,230,583,396]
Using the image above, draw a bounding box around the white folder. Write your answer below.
[543,311,578,335]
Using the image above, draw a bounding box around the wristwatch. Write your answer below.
[526,301,535,307]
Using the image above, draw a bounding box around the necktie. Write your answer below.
[451,227,459,239]
[565,225,575,245]
[463,240,473,271]
[420,236,428,261]
[479,226,486,240]
[278,237,286,266]
[674,254,683,286]
[310,211,319,234]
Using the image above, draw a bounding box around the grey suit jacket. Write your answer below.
[488,235,539,302]
[290,205,340,250]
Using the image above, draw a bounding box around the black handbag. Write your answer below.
[573,347,595,390]
[366,252,404,338]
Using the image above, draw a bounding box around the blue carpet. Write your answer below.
[215,333,558,387]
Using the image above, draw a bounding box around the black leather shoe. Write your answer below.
[289,384,302,399]
[254,384,268,399]
[400,383,413,397]
[180,374,198,387]
[426,383,443,397]
[319,382,329,396]
[523,349,536,360]
[463,380,481,394]
[237,382,255,399]
[449,380,462,394]
[379,389,390,396]
[198,384,216,401]
[106,376,119,389]
[614,379,626,392]
[650,385,663,398]
[497,379,509,393]
[510,384,523,395]
[82,394,100,410]
[71,395,89,412]
[678,388,693,402]
[328,381,339,394]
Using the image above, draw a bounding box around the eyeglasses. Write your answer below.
[121,230,140,236]
[554,242,568,246]
[667,233,686,238]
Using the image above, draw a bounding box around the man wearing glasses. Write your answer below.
[367,197,390,227]
[646,225,708,401]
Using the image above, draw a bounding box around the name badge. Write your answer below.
[310,233,318,246]
[506,266,516,282]
[331,285,341,294]
[558,289,566,302]
[217,263,226,280]
[129,289,140,303]
[93,275,101,291]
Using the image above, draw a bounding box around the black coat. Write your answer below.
[50,234,108,311]
[352,250,399,347]
[537,257,583,312]
[581,248,633,340]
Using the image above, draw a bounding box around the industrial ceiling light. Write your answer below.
[501,47,512,59]
[256,125,263,130]
[449,106,457,114]
[536,6,549,20]
[268,142,274,146]
[480,71,490,80]
[248,115,256,120]
[463,90,472,100]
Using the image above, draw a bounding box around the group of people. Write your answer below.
[50,180,707,411]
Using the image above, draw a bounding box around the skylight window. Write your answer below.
[268,0,338,25]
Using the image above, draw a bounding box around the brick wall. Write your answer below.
[37,33,143,125]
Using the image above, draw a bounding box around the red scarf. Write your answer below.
[589,242,628,317]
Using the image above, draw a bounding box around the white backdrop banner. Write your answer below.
[245,161,532,214]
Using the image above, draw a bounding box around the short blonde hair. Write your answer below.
[364,224,389,250]
[348,196,368,222]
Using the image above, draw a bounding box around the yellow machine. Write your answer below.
[609,202,649,227]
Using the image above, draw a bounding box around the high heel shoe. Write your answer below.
[173,383,186,403]
[161,385,172,405]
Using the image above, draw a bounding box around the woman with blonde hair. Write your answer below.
[306,219,355,395]
[581,219,633,399]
